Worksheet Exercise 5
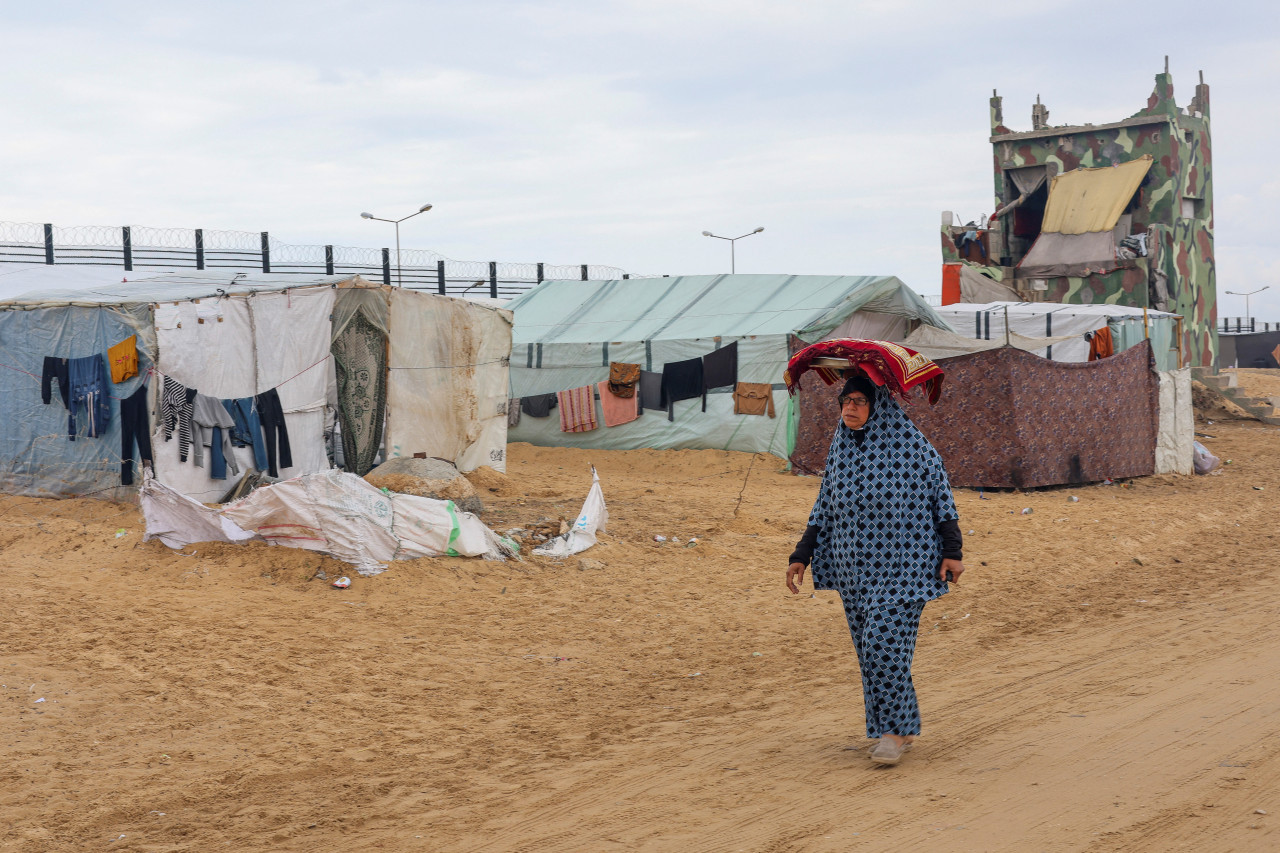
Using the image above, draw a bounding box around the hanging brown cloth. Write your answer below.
[608,362,641,398]
[733,382,775,417]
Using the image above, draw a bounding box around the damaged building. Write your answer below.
[941,61,1216,366]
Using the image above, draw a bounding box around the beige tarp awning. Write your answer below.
[1041,155,1152,235]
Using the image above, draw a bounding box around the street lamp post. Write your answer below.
[1226,286,1269,326]
[701,227,764,274]
[360,204,433,287]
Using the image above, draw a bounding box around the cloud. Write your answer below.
[0,2,1275,302]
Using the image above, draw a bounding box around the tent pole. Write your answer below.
[1175,316,1184,368]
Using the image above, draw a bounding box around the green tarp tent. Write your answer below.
[507,274,952,458]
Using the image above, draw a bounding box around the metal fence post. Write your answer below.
[195,229,205,269]
[536,262,544,283]
[381,249,391,285]
[489,261,498,299]
[43,224,54,264]
[261,231,271,273]
[122,226,133,271]
[580,264,589,281]
[437,260,446,295]
[324,245,334,275]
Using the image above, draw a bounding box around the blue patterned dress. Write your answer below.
[807,384,959,738]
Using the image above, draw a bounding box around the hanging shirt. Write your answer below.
[520,393,558,418]
[108,335,139,383]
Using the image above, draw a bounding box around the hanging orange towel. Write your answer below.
[597,381,640,427]
[108,335,139,383]
[1088,327,1114,361]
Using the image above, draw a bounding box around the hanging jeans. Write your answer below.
[68,354,111,439]
[255,388,293,477]
[119,383,153,486]
[221,397,269,471]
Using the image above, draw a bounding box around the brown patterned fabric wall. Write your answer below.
[790,340,1159,488]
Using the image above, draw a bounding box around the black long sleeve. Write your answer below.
[938,518,963,560]
[789,524,821,566]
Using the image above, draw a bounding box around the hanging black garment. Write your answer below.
[255,388,293,477]
[661,358,704,422]
[701,341,739,409]
[520,393,558,418]
[638,370,664,413]
[120,383,153,486]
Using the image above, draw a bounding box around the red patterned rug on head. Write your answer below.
[784,338,945,404]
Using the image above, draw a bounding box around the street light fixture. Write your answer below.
[1225,286,1269,323]
[702,227,765,274]
[360,203,433,287]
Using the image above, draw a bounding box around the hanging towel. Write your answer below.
[507,398,521,427]
[661,357,704,422]
[733,382,776,417]
[520,393,558,418]
[702,342,739,408]
[1087,326,1114,361]
[607,362,641,398]
[108,335,139,383]
[120,383,153,486]
[256,388,293,478]
[597,381,640,427]
[161,375,198,462]
[557,385,598,433]
[638,370,664,412]
[68,354,111,439]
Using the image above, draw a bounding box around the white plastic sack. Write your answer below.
[1192,441,1221,475]
[391,493,515,561]
[534,466,608,558]
[220,469,399,574]
[139,471,258,549]
[141,468,516,575]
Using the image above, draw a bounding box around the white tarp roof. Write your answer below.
[931,301,1180,363]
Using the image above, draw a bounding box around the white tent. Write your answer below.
[928,301,1182,369]
[0,271,511,500]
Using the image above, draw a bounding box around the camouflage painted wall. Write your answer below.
[968,70,1217,366]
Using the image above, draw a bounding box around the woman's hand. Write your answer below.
[940,558,964,585]
[786,562,807,594]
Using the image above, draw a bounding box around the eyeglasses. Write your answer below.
[838,395,870,408]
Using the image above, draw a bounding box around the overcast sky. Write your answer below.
[2,2,1275,313]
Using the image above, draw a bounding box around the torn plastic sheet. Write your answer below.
[534,466,608,558]
[141,468,516,575]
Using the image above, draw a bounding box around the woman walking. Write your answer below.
[786,373,964,765]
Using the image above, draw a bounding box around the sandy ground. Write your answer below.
[3,398,1280,852]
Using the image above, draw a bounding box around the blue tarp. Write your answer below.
[0,304,152,497]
